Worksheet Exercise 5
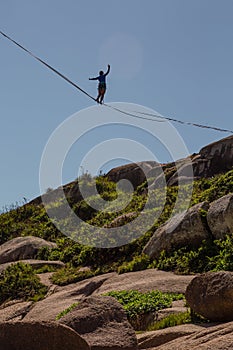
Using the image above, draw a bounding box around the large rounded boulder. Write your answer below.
[207,193,233,239]
[143,202,210,259]
[0,321,89,350]
[185,271,233,321]
[58,295,138,350]
[0,236,56,264]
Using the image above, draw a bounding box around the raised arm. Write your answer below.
[104,64,110,76]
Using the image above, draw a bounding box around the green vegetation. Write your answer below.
[191,170,233,204]
[0,170,232,285]
[55,303,78,320]
[33,264,58,274]
[105,289,184,330]
[147,311,191,331]
[117,254,151,274]
[151,234,233,275]
[0,203,59,245]
[147,308,210,331]
[51,266,97,286]
[0,262,47,304]
[1,166,229,332]
[105,290,183,319]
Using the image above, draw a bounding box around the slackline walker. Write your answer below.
[0,30,233,134]
[89,64,110,104]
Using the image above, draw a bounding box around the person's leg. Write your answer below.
[99,88,106,104]
[96,90,101,103]
[99,93,104,104]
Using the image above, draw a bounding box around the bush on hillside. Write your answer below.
[0,262,47,304]
[118,254,150,274]
[105,289,183,329]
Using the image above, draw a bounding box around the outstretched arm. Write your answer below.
[89,76,98,80]
[104,64,110,76]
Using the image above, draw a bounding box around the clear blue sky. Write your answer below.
[1,0,233,208]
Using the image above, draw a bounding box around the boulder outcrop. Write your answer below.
[185,271,233,322]
[94,269,194,295]
[29,136,233,208]
[198,135,233,176]
[167,135,233,185]
[0,321,89,350]
[24,270,193,323]
[0,301,34,322]
[24,273,115,322]
[137,324,204,349]
[106,161,159,190]
[0,236,56,264]
[104,212,138,228]
[143,202,210,259]
[207,193,233,239]
[58,295,138,350]
[149,321,233,350]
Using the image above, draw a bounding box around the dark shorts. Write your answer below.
[98,82,106,93]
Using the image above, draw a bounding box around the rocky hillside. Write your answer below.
[0,135,233,349]
[106,134,233,188]
[0,135,233,274]
[31,135,233,205]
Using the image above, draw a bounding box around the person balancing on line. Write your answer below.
[89,64,110,104]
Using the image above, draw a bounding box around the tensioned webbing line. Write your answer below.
[0,30,164,123]
[0,30,96,102]
[130,110,233,134]
[1,30,233,134]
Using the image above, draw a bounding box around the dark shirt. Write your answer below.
[97,74,107,83]
[90,66,110,84]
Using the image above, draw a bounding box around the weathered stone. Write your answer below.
[0,321,89,350]
[192,158,209,177]
[151,321,233,350]
[24,273,115,322]
[185,271,233,322]
[94,269,194,295]
[143,202,210,259]
[156,299,188,322]
[167,160,194,187]
[106,161,158,190]
[137,324,203,349]
[37,272,57,289]
[104,212,138,228]
[207,193,233,239]
[0,300,33,322]
[199,135,233,177]
[58,295,138,350]
[30,135,233,208]
[147,135,233,186]
[0,236,56,264]
[167,175,196,187]
[147,165,164,179]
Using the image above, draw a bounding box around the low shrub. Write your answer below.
[207,235,233,271]
[147,311,191,331]
[0,262,47,304]
[153,235,233,274]
[105,290,183,319]
[118,254,150,274]
[34,264,58,274]
[51,266,97,286]
[154,239,218,274]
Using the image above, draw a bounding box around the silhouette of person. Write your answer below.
[89,64,110,104]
